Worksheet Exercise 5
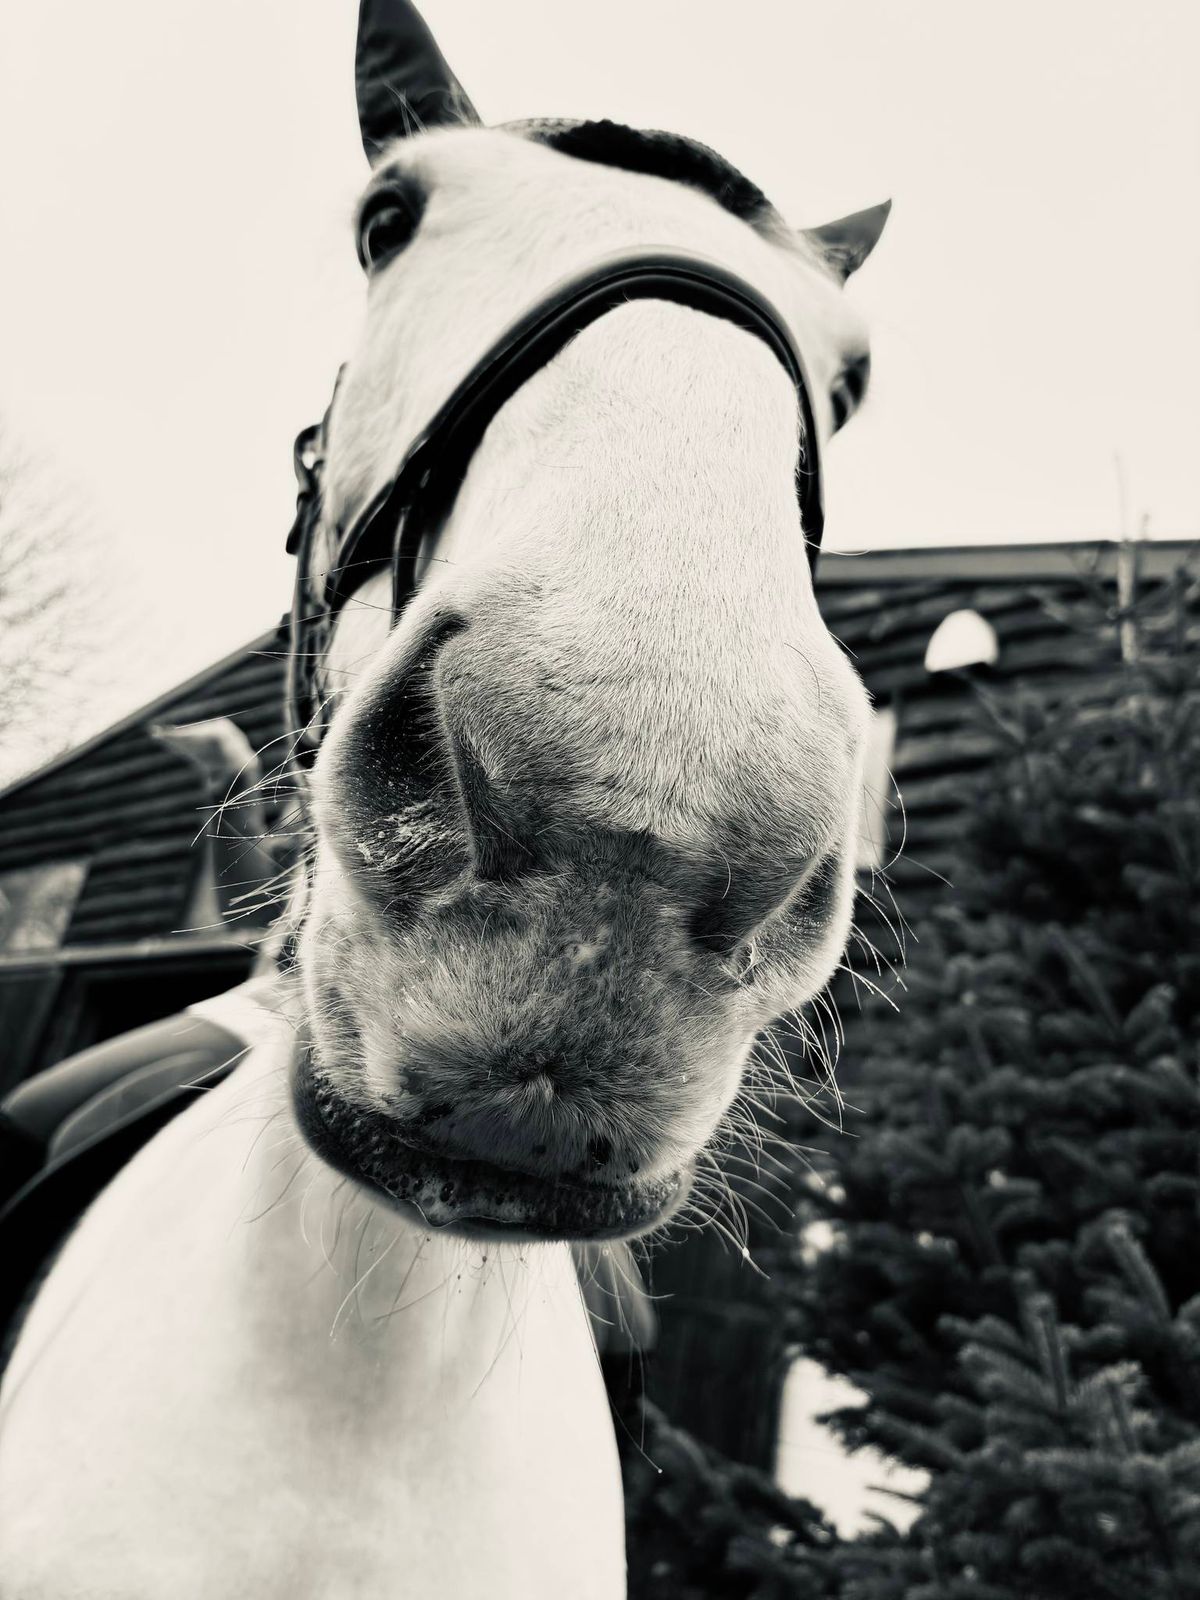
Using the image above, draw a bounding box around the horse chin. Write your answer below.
[290,1049,690,1243]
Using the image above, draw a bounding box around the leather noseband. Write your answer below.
[286,249,824,761]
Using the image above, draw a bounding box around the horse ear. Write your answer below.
[356,0,480,162]
[802,199,892,282]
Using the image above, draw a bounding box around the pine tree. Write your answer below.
[785,568,1200,1597]
[623,1399,840,1599]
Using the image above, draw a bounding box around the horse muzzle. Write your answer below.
[292,1055,690,1242]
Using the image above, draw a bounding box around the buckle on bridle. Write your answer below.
[285,424,325,557]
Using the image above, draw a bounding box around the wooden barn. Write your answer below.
[1,537,1193,1469]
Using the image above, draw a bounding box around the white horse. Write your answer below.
[0,5,887,1595]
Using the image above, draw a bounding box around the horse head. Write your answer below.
[291,0,890,1242]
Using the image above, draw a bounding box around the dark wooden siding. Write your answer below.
[0,630,292,945]
[822,542,1199,912]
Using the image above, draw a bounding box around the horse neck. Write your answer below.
[198,1028,590,1401]
[0,1016,624,1599]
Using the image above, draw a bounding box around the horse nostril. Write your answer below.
[689,854,819,957]
[321,609,472,897]
[447,727,538,883]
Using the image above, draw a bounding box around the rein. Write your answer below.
[285,248,825,764]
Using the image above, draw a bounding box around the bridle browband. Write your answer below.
[286,248,825,764]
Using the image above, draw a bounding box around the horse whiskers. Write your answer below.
[833,962,901,1012]
[853,883,911,960]
[180,727,315,852]
[471,1256,534,1401]
[371,1234,439,1323]
[693,1165,758,1239]
[671,1180,763,1270]
[696,1146,777,1218]
[703,1159,794,1212]
[238,1107,287,1174]
[239,1144,308,1227]
[328,1216,402,1339]
[760,1007,839,1089]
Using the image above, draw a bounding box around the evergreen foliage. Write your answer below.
[623,1398,839,1599]
[783,569,1200,1595]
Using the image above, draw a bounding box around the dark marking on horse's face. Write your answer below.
[507,118,779,230]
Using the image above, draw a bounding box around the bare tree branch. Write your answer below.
[0,419,114,787]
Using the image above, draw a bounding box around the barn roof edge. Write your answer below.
[0,622,290,809]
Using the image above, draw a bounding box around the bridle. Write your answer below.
[285,248,825,766]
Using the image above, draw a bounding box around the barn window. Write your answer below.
[924,609,999,674]
[0,861,87,953]
[857,705,897,871]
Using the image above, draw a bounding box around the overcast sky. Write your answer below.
[1,0,1197,758]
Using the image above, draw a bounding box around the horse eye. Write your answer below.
[357,186,425,273]
[830,352,871,431]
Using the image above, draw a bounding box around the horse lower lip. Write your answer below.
[293,1069,684,1241]
[375,1145,681,1241]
